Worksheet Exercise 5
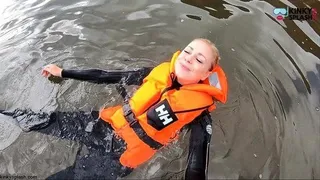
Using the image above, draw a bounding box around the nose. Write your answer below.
[185,54,193,64]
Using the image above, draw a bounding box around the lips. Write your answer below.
[180,62,191,71]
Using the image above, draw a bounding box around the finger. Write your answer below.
[43,65,51,70]
[42,67,47,73]
[42,70,50,77]
[43,67,51,74]
[41,68,47,74]
[41,70,46,76]
[44,66,50,70]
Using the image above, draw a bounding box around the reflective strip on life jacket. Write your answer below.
[208,72,221,90]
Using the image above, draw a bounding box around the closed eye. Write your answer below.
[196,58,203,64]
[183,50,190,54]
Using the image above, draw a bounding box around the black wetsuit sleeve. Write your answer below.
[185,111,213,180]
[61,67,153,86]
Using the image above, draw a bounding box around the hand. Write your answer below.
[41,64,63,77]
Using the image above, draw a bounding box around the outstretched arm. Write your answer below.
[42,64,153,86]
[185,110,213,180]
[61,68,153,86]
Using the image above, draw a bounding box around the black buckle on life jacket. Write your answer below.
[122,103,132,116]
[122,102,163,150]
[122,103,137,127]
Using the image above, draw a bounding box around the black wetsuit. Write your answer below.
[1,67,213,180]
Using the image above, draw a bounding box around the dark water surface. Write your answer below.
[0,0,319,179]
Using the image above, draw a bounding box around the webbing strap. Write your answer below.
[122,103,163,150]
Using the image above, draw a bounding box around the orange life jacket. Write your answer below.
[99,51,228,168]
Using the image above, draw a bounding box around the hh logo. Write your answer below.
[147,99,178,130]
[155,104,174,125]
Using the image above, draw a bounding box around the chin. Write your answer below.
[175,70,187,79]
[176,74,191,83]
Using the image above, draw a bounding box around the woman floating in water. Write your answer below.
[2,38,228,179]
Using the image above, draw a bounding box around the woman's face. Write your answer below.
[174,39,216,85]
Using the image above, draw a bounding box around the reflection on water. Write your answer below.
[181,0,250,19]
[0,0,319,179]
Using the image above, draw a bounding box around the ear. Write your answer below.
[200,71,212,81]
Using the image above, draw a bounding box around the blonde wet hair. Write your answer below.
[194,38,221,71]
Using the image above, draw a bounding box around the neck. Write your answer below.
[176,77,192,85]
[176,76,203,85]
